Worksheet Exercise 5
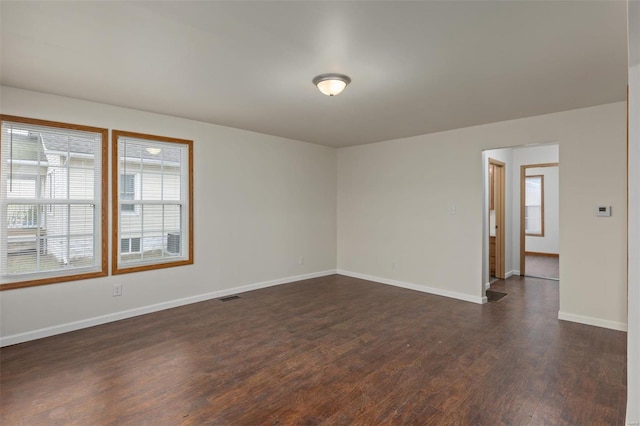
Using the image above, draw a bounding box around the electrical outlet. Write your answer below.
[391,260,397,270]
[113,283,122,297]
[298,256,305,265]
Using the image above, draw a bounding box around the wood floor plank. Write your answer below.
[0,274,627,425]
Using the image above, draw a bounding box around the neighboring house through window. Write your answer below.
[120,174,136,213]
[112,130,193,274]
[0,115,108,290]
[121,237,141,254]
[46,172,54,214]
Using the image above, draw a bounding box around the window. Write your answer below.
[112,130,193,274]
[525,175,544,236]
[0,115,108,290]
[121,237,141,254]
[120,174,136,213]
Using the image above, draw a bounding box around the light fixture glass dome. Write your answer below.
[313,73,351,96]
[146,147,162,155]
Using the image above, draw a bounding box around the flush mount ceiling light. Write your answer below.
[312,73,351,96]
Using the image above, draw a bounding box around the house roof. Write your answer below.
[42,135,181,164]
[41,135,97,156]
[3,120,100,157]
[4,126,181,164]
[5,135,44,162]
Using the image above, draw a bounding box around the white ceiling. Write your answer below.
[0,1,628,148]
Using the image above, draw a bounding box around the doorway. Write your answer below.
[489,158,505,280]
[520,162,560,280]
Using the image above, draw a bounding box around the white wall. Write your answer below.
[0,86,338,343]
[0,88,628,349]
[627,0,639,423]
[338,102,627,330]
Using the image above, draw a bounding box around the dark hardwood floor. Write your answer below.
[0,274,626,425]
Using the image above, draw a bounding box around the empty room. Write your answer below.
[1,1,639,425]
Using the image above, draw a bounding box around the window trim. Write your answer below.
[0,115,108,291]
[524,174,545,237]
[111,130,193,275]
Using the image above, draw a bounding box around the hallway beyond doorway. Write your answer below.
[525,254,559,280]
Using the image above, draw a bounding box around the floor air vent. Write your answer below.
[219,295,240,302]
[486,290,508,302]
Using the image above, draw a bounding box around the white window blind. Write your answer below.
[0,119,104,285]
[114,133,191,272]
[525,175,543,235]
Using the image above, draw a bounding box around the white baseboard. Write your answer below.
[215,269,336,298]
[337,269,485,305]
[0,269,336,347]
[558,311,628,332]
[487,271,519,286]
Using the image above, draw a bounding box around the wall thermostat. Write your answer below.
[595,206,612,217]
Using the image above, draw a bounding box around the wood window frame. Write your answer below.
[524,174,545,237]
[111,130,194,275]
[0,115,108,291]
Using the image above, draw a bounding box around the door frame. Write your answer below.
[489,158,506,279]
[520,162,559,276]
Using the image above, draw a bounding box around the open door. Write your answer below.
[489,158,506,279]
